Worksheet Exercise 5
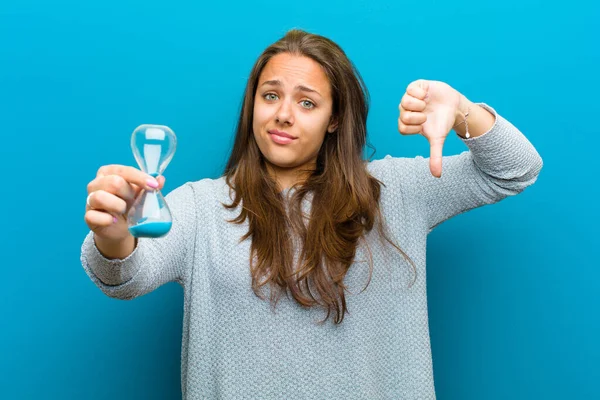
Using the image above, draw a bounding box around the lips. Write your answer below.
[268,129,297,139]
[267,129,296,145]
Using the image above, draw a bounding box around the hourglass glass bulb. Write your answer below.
[127,124,177,239]
[131,125,177,177]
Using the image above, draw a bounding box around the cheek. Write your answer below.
[251,110,261,139]
[252,104,269,134]
[302,114,329,142]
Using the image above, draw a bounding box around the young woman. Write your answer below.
[81,29,543,399]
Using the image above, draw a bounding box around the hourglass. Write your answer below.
[127,124,177,238]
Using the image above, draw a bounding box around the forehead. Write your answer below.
[258,53,331,94]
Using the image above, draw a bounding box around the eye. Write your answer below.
[264,93,278,101]
[300,100,315,109]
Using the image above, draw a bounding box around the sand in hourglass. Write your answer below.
[128,221,172,238]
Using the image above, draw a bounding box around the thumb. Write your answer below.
[157,175,166,190]
[428,137,445,178]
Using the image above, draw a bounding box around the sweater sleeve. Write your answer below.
[79,182,197,299]
[372,103,543,232]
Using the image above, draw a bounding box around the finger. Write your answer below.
[86,189,129,215]
[131,175,165,194]
[97,165,159,191]
[428,137,445,178]
[157,175,166,190]
[406,79,429,101]
[400,110,427,126]
[400,95,427,112]
[398,120,422,135]
[84,209,118,230]
[88,174,137,206]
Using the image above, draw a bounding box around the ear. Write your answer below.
[327,116,338,133]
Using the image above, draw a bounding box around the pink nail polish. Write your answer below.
[113,216,118,223]
[147,178,159,188]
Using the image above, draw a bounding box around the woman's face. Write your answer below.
[253,53,337,184]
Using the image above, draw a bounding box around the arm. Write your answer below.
[80,182,197,299]
[453,95,496,139]
[393,79,543,230]
[413,103,543,231]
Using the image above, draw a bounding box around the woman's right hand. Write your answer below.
[84,165,166,243]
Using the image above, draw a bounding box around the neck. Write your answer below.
[265,160,316,191]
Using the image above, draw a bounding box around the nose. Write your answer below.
[275,99,294,125]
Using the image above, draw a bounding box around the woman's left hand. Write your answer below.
[398,79,464,178]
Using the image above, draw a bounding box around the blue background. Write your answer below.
[1,0,598,398]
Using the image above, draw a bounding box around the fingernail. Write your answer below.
[113,216,118,223]
[147,178,159,188]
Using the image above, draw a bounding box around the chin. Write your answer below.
[263,156,298,169]
[259,146,296,167]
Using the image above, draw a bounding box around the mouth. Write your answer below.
[268,129,297,145]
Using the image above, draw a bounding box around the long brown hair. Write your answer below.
[223,29,416,324]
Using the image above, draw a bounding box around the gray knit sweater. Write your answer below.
[80,103,543,399]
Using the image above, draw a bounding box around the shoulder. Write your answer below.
[366,154,424,184]
[164,176,229,206]
[185,176,230,201]
[186,176,225,191]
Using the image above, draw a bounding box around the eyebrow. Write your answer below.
[259,80,322,97]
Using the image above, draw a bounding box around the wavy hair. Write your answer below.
[223,29,416,324]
